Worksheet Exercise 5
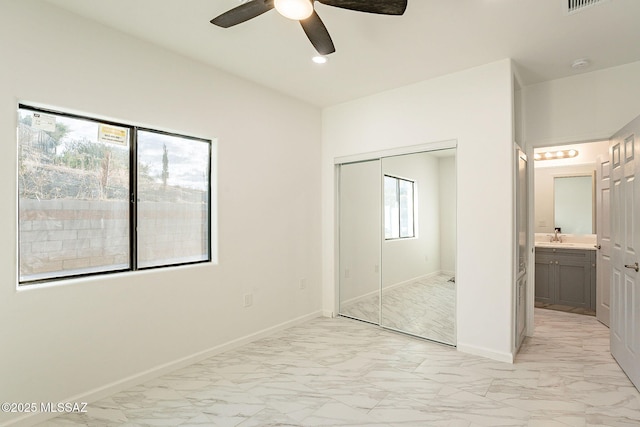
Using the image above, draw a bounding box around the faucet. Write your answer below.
[550,228,563,243]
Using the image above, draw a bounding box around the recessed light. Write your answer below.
[312,55,328,64]
[571,58,590,70]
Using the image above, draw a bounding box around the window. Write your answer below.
[384,175,415,239]
[136,130,210,268]
[17,105,212,284]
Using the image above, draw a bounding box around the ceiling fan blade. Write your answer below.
[211,0,274,28]
[300,11,335,55]
[317,0,407,15]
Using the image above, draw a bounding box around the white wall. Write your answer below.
[524,61,640,147]
[322,59,515,361]
[0,2,322,425]
[439,156,456,273]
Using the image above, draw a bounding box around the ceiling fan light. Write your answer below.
[274,0,313,20]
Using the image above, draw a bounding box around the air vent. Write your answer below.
[566,0,610,14]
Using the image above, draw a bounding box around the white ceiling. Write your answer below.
[45,0,640,107]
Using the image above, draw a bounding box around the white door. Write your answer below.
[596,154,612,327]
[610,114,640,390]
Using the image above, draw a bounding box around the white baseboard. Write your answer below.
[340,287,379,305]
[340,271,452,307]
[2,311,323,427]
[382,271,446,293]
[457,342,514,363]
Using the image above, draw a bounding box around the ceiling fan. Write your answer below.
[210,0,408,55]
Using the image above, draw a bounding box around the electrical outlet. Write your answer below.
[299,278,306,290]
[243,293,253,307]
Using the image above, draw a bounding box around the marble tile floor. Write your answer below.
[41,308,640,426]
[340,273,456,345]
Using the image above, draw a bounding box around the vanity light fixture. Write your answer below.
[534,149,579,161]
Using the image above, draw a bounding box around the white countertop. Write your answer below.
[535,242,597,250]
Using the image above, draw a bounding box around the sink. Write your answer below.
[537,242,575,246]
[535,242,596,250]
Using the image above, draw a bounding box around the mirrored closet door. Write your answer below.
[338,147,457,346]
[338,159,381,325]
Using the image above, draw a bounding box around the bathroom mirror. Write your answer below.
[534,164,596,235]
[381,149,456,345]
[554,175,594,234]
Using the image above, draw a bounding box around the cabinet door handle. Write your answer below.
[624,262,639,272]
[556,261,559,264]
[595,244,602,249]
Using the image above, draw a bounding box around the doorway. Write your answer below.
[531,140,608,320]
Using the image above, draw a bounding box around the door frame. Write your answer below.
[514,144,529,351]
[525,140,606,338]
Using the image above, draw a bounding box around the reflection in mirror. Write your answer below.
[554,175,594,234]
[384,175,415,239]
[381,149,456,345]
[338,160,381,324]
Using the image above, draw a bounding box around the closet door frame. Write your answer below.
[335,139,457,343]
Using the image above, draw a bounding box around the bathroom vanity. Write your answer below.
[534,243,596,311]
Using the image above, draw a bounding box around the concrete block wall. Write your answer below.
[19,199,207,281]
[137,201,208,267]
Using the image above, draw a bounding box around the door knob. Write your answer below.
[624,262,639,272]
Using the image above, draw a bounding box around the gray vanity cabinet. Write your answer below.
[534,253,554,304]
[534,248,596,310]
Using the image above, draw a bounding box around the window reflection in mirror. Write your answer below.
[384,175,415,239]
